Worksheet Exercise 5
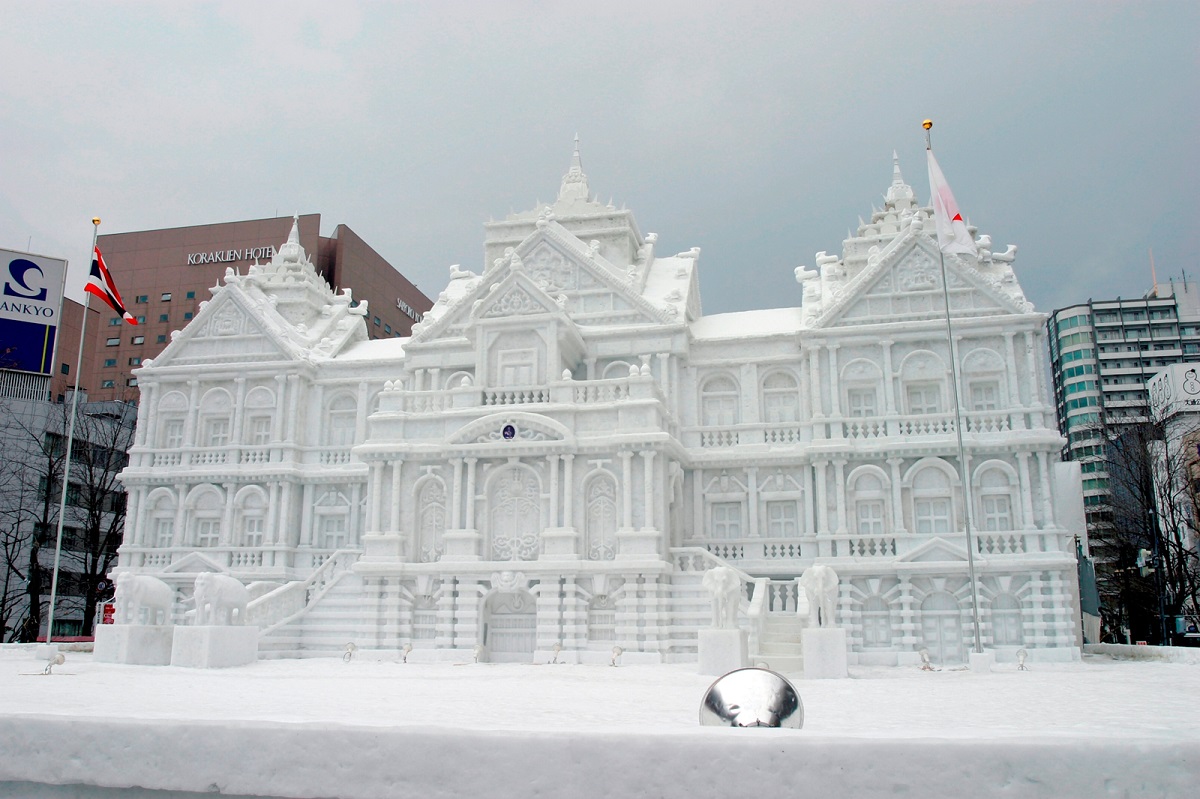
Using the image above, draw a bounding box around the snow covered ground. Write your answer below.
[1,647,1198,798]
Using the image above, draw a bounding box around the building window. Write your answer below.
[701,376,740,426]
[711,502,742,537]
[906,383,942,415]
[762,372,800,423]
[157,335,167,344]
[126,378,138,387]
[158,314,169,323]
[136,295,148,303]
[60,363,69,375]
[319,514,349,550]
[132,336,145,345]
[862,595,892,647]
[129,357,141,366]
[847,388,878,417]
[104,358,117,367]
[186,291,195,299]
[856,499,885,536]
[981,495,1012,531]
[161,293,172,301]
[248,415,273,445]
[136,315,146,324]
[384,324,392,334]
[765,501,798,537]
[109,317,122,326]
[106,337,120,346]
[970,381,1000,411]
[154,518,174,548]
[184,312,193,320]
[373,316,381,327]
[195,519,219,548]
[101,380,115,389]
[912,467,954,535]
[161,419,184,449]
[991,594,1023,645]
[242,516,265,548]
[204,418,230,447]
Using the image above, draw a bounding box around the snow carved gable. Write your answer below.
[150,291,294,367]
[480,284,557,319]
[816,237,1026,329]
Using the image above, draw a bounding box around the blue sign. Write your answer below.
[0,248,67,376]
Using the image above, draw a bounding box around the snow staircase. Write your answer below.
[665,570,714,662]
[258,570,364,659]
[753,614,806,675]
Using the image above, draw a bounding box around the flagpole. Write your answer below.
[923,120,984,656]
[45,217,100,645]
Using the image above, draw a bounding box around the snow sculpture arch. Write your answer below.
[487,464,542,561]
[414,476,448,562]
[583,470,618,560]
[185,484,224,548]
[324,393,357,447]
[700,374,740,426]
[760,369,800,423]
[920,591,964,665]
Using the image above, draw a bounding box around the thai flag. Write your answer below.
[86,246,137,325]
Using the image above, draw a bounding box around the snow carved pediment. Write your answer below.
[814,235,1027,329]
[161,551,227,575]
[150,291,295,367]
[447,412,573,447]
[480,284,557,319]
[896,537,969,563]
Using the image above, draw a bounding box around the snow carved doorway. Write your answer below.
[920,591,965,665]
[484,591,536,662]
[489,465,541,560]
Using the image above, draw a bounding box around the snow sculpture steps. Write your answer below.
[754,614,807,674]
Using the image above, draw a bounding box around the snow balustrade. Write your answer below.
[671,547,802,660]
[687,408,1019,450]
[376,370,665,413]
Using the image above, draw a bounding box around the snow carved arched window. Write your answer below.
[701,375,740,427]
[862,594,893,647]
[237,489,268,548]
[190,488,223,548]
[156,391,188,449]
[585,474,618,561]
[198,389,233,447]
[418,479,447,562]
[314,488,351,550]
[851,471,888,537]
[147,492,176,548]
[977,467,1016,532]
[761,371,799,423]
[991,593,1023,645]
[325,394,357,448]
[489,467,541,561]
[911,466,955,535]
[243,387,276,448]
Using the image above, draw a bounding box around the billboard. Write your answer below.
[0,248,67,376]
[1148,363,1200,420]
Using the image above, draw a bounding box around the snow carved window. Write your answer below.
[237,490,267,548]
[711,502,742,538]
[585,474,618,561]
[489,467,541,561]
[761,372,800,423]
[990,593,1023,645]
[418,479,447,562]
[765,501,798,537]
[190,490,223,548]
[849,470,889,537]
[198,388,233,448]
[862,595,893,647]
[587,595,616,642]
[325,394,357,448]
[906,383,942,415]
[977,466,1018,532]
[701,376,740,426]
[847,388,878,418]
[314,489,351,550]
[911,467,954,535]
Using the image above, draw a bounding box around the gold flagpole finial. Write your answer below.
[92,217,101,226]
[922,119,933,130]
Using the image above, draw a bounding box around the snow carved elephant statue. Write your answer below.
[702,566,742,629]
[799,564,839,629]
[193,572,251,626]
[114,572,175,626]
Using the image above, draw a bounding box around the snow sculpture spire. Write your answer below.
[278,214,304,265]
[885,151,916,210]
[558,133,590,202]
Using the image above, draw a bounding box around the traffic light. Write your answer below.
[1137,548,1155,578]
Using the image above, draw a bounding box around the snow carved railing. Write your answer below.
[691,537,804,561]
[976,533,1027,555]
[895,415,956,436]
[573,381,631,404]
[316,447,352,466]
[764,425,802,445]
[241,447,270,465]
[245,549,360,633]
[831,535,897,558]
[483,387,551,406]
[152,451,182,467]
[700,428,739,448]
[844,419,886,440]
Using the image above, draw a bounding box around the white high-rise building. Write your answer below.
[116,146,1085,666]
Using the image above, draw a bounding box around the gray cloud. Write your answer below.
[1,1,1195,315]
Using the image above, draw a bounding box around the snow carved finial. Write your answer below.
[885,152,916,210]
[558,134,590,202]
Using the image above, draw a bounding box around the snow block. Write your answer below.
[697,628,748,676]
[170,625,259,668]
[802,627,848,679]
[94,624,174,666]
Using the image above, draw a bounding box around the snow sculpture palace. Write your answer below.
[116,145,1085,666]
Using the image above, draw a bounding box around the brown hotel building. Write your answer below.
[80,214,431,402]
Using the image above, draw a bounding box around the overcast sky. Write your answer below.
[1,1,1196,318]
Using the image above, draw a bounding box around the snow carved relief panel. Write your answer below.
[585,474,618,561]
[489,466,541,561]
[417,479,447,562]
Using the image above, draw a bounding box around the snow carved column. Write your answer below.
[451,458,463,530]
[620,450,634,529]
[814,460,830,556]
[220,482,236,547]
[888,458,906,535]
[833,459,848,535]
[1015,452,1035,534]
[1036,451,1055,531]
[640,450,656,529]
[390,459,403,533]
[880,340,896,416]
[464,458,477,530]
[548,454,560,528]
[747,466,759,537]
[562,454,574,529]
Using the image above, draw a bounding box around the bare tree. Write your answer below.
[1096,417,1200,644]
[0,395,133,641]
